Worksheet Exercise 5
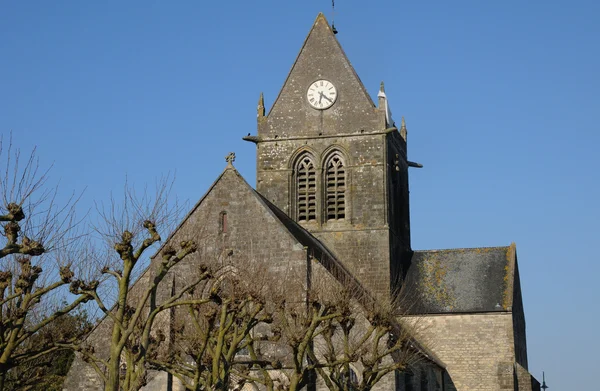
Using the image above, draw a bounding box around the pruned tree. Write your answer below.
[69,177,220,391]
[243,273,424,391]
[241,283,345,391]
[0,137,94,390]
[147,268,274,391]
[310,292,422,391]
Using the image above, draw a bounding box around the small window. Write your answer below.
[219,211,228,233]
[325,154,346,221]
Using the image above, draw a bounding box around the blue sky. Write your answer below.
[1,1,598,388]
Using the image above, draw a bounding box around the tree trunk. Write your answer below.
[105,357,121,391]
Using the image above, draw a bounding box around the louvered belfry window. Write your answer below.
[297,156,317,222]
[326,154,346,220]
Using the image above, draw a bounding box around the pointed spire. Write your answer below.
[313,12,336,35]
[267,12,375,119]
[377,81,386,109]
[400,117,407,141]
[257,92,265,118]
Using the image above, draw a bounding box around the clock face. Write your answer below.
[307,80,337,109]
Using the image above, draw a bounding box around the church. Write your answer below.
[64,13,540,391]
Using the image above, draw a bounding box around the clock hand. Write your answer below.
[318,92,323,104]
[321,94,333,103]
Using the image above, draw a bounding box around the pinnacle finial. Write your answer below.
[377,81,386,109]
[400,117,407,141]
[225,152,236,168]
[257,92,265,118]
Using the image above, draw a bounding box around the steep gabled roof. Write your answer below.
[256,194,338,263]
[150,166,232,261]
[152,164,343,267]
[267,13,375,118]
[404,245,518,314]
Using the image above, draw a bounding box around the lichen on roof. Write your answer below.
[405,246,515,314]
[501,243,517,310]
[417,252,456,311]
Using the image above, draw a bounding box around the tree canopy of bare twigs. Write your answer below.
[310,292,422,391]
[0,136,93,390]
[70,177,206,391]
[147,268,275,391]
[139,263,424,391]
[240,274,425,391]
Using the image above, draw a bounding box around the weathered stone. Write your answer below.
[63,12,541,391]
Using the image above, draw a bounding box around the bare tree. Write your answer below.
[236,277,344,391]
[310,292,422,391]
[147,267,274,391]
[69,178,221,391]
[243,274,424,391]
[0,136,93,390]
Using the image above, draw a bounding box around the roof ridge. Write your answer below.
[255,192,338,261]
[414,245,510,253]
[150,165,237,260]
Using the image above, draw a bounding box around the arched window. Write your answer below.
[219,211,228,233]
[325,154,346,221]
[296,155,317,222]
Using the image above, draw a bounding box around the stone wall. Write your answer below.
[256,122,398,299]
[414,312,517,390]
[168,167,311,297]
[511,258,528,369]
[393,364,445,391]
[515,363,541,391]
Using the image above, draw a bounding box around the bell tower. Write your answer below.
[245,14,414,298]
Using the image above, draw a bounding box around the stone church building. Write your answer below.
[64,14,540,391]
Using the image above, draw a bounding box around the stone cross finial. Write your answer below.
[225,152,236,167]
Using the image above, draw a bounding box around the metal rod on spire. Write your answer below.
[331,0,338,34]
[541,372,548,390]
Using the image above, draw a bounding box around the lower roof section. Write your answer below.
[403,246,515,314]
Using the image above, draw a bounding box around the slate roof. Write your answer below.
[403,246,515,314]
[256,194,337,262]
[256,194,379,306]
